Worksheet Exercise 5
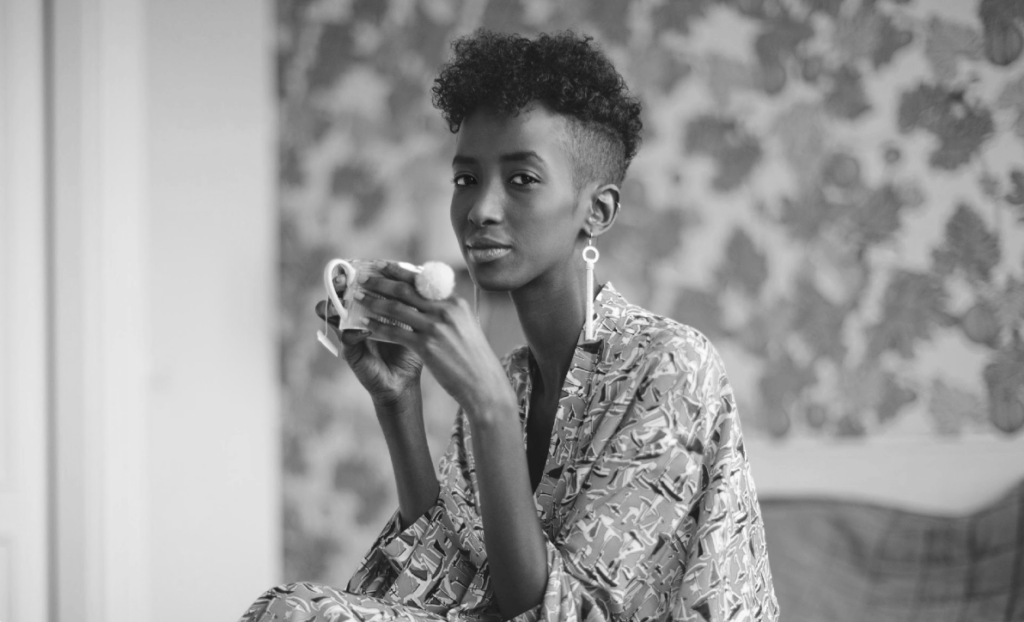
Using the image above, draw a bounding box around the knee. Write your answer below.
[238,582,315,621]
[238,582,351,622]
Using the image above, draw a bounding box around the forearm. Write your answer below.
[374,387,439,528]
[468,405,548,619]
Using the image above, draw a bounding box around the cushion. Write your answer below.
[761,479,1024,621]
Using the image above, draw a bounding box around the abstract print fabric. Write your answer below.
[240,283,779,622]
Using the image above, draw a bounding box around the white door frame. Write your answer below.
[0,1,49,621]
[49,0,151,620]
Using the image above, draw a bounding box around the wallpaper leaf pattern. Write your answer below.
[278,0,1024,583]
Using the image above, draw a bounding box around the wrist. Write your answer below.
[464,388,519,428]
[372,384,422,416]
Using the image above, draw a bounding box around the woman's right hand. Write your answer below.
[315,273,424,408]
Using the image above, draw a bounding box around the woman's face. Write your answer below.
[450,104,588,292]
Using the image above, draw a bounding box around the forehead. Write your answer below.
[453,105,573,167]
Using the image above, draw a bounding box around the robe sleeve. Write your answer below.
[346,411,484,608]
[511,338,779,622]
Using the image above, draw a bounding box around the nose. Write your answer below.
[466,179,504,227]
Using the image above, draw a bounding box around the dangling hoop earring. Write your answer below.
[474,284,481,325]
[583,231,600,341]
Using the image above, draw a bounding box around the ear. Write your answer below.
[585,184,620,238]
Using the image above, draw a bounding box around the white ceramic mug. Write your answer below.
[325,258,378,331]
[317,258,414,355]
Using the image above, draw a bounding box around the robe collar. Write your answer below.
[521,281,628,390]
[576,280,627,356]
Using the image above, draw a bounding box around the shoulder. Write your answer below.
[611,299,727,381]
[609,302,740,442]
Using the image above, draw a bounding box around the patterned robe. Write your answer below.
[240,283,779,622]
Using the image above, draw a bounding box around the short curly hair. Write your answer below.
[432,29,643,189]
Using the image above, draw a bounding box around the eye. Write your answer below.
[509,173,539,186]
[452,173,476,187]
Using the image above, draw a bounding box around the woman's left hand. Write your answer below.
[356,261,518,422]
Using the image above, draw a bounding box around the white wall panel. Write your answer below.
[146,0,280,619]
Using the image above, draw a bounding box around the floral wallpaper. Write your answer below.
[277,0,1024,582]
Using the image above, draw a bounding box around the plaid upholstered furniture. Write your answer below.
[761,479,1024,621]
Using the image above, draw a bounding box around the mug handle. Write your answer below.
[324,258,357,325]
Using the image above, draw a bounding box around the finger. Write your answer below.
[362,315,420,350]
[314,300,341,324]
[362,273,438,315]
[332,273,348,293]
[339,328,370,346]
[376,260,418,285]
[357,292,433,333]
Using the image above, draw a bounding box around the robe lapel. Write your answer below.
[526,283,629,536]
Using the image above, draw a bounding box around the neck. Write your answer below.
[509,264,597,394]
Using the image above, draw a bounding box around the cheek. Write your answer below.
[449,196,466,231]
[524,197,579,238]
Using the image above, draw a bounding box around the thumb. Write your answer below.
[339,329,370,346]
[340,328,373,369]
[314,299,338,323]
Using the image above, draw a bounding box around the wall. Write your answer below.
[276,0,1024,583]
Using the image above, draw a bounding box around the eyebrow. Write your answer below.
[452,151,545,167]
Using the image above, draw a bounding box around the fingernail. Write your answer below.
[357,273,369,284]
[353,290,364,300]
[360,317,370,326]
[373,260,386,269]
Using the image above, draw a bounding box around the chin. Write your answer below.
[470,271,518,293]
[467,260,524,293]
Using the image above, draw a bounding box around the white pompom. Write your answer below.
[415,261,456,300]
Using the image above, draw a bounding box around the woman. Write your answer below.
[241,29,778,622]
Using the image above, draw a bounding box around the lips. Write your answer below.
[465,237,512,263]
[465,237,512,250]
